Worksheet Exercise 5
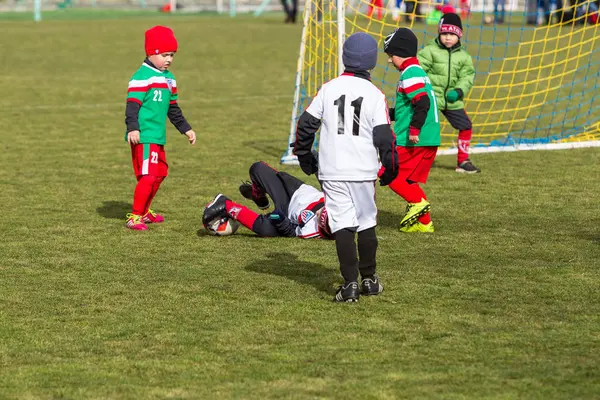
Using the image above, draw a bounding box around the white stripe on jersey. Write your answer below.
[287,184,324,239]
[401,76,427,88]
[128,76,177,88]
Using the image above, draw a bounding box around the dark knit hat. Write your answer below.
[342,32,379,71]
[145,26,178,56]
[383,28,418,58]
[438,13,463,38]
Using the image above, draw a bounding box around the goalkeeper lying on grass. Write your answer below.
[203,161,333,239]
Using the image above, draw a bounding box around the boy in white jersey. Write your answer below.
[293,32,399,303]
[202,162,333,239]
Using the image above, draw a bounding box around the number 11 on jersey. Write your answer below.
[333,95,364,136]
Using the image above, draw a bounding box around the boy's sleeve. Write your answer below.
[169,78,179,104]
[126,77,148,105]
[294,89,324,157]
[372,94,398,176]
[304,88,324,119]
[454,54,475,97]
[125,77,146,132]
[166,77,192,134]
[417,46,433,73]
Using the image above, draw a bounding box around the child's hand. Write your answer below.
[184,130,196,145]
[446,89,461,103]
[127,130,140,145]
[408,126,420,144]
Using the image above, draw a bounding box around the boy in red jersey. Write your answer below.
[125,26,196,230]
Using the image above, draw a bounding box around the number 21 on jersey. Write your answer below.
[333,95,364,136]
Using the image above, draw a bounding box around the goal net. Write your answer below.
[281,0,600,164]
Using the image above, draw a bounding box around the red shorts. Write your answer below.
[397,146,437,183]
[131,143,168,178]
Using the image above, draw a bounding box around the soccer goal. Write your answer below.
[280,0,600,164]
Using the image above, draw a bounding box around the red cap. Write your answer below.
[145,26,178,56]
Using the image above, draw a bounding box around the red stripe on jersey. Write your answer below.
[127,98,142,105]
[403,83,425,93]
[128,83,170,93]
[172,87,178,95]
[298,231,321,239]
[305,198,325,211]
[412,92,427,102]
[170,100,177,105]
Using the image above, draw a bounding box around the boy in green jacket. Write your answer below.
[418,13,479,173]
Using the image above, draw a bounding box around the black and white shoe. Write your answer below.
[239,181,270,210]
[361,275,384,296]
[202,194,230,226]
[333,282,360,303]
[456,160,481,174]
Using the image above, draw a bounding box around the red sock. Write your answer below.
[144,176,164,214]
[225,200,259,230]
[388,178,427,204]
[367,4,374,17]
[458,129,472,164]
[132,175,155,215]
[418,212,431,224]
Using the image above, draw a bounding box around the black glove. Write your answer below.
[378,166,398,186]
[269,209,297,237]
[297,153,318,176]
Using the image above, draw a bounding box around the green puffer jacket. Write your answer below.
[417,38,475,111]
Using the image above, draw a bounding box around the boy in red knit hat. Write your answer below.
[124,26,196,230]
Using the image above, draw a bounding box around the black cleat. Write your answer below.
[361,275,384,296]
[239,181,270,210]
[333,282,360,303]
[202,194,230,226]
[456,159,481,174]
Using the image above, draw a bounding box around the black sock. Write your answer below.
[358,227,378,279]
[335,228,359,284]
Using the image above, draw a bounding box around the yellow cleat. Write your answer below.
[400,199,431,227]
[400,221,434,233]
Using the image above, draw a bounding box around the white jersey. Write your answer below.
[287,184,324,239]
[305,74,390,181]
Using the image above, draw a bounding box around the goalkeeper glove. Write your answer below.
[297,153,318,176]
[446,89,463,103]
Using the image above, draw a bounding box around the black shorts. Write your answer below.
[441,108,472,131]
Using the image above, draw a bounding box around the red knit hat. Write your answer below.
[145,26,178,56]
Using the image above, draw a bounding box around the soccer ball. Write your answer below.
[204,216,240,236]
[484,15,494,24]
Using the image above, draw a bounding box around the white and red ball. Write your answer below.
[204,216,240,236]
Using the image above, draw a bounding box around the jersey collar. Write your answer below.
[341,69,371,81]
[398,57,420,72]
[142,58,163,73]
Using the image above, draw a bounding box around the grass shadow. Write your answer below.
[377,209,403,229]
[243,140,284,159]
[97,201,132,219]
[431,160,458,171]
[245,252,338,294]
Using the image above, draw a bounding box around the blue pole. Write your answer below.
[253,0,271,16]
[229,0,236,16]
[34,0,41,21]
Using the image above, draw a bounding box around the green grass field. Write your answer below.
[0,13,599,399]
